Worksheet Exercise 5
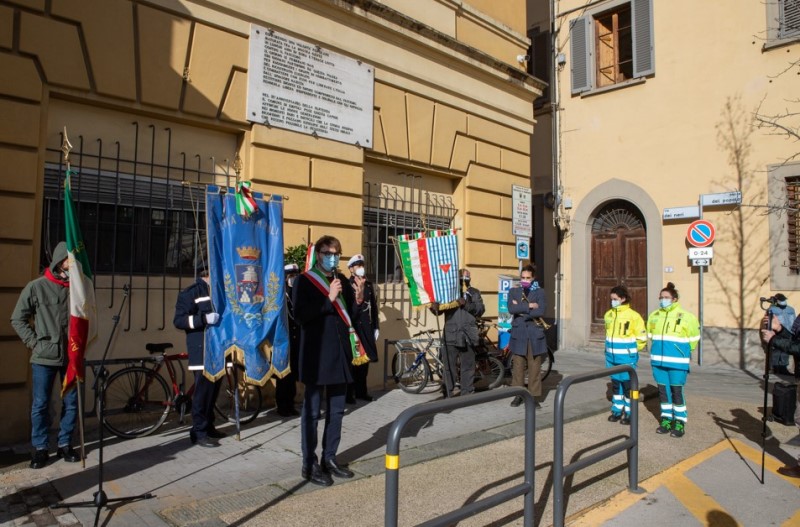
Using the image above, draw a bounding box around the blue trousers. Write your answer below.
[301,383,346,467]
[31,363,77,450]
[652,365,688,423]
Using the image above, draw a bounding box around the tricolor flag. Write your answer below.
[61,170,97,396]
[396,230,459,308]
[304,242,315,271]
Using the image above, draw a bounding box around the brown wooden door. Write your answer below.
[590,203,647,339]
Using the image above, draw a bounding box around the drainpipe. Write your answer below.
[550,0,564,349]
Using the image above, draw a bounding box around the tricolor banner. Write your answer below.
[62,170,97,396]
[396,230,459,308]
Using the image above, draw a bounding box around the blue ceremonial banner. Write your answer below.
[204,186,290,385]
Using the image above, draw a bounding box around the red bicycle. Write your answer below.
[101,343,262,439]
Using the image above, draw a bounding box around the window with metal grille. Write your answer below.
[780,0,800,39]
[362,177,457,305]
[786,176,800,273]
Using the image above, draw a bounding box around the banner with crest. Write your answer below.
[204,185,290,385]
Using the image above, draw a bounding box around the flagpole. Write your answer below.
[62,127,87,469]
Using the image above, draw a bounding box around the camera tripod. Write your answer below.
[52,285,154,525]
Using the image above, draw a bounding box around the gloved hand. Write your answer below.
[204,312,220,325]
[374,329,380,342]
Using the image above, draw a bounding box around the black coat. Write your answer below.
[350,276,379,362]
[173,278,214,369]
[433,286,485,347]
[293,271,361,386]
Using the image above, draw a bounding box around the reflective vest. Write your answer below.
[604,304,646,366]
[647,302,700,371]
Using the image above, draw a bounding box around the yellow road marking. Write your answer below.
[783,509,800,527]
[663,473,739,526]
[567,439,769,526]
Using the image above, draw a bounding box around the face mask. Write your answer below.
[611,299,621,308]
[778,301,787,308]
[320,254,339,273]
[520,280,532,288]
[355,267,366,278]
[460,278,470,286]
[660,298,672,309]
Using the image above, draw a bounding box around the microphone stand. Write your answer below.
[52,285,154,526]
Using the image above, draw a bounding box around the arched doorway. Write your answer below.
[590,200,648,339]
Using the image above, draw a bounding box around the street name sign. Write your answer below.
[663,205,700,220]
[701,191,742,207]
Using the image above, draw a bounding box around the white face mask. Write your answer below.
[355,267,366,278]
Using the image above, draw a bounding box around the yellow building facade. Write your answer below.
[0,0,541,444]
[528,0,800,368]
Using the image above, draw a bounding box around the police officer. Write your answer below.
[345,254,379,403]
[173,262,225,447]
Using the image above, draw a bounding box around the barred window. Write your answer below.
[787,176,800,273]
[362,175,457,298]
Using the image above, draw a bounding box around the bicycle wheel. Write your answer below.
[214,364,262,424]
[540,349,554,381]
[103,366,171,439]
[473,355,505,391]
[391,348,430,394]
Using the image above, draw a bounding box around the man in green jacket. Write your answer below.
[11,242,81,469]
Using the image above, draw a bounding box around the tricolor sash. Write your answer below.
[305,267,369,366]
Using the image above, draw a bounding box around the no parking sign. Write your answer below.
[687,220,715,248]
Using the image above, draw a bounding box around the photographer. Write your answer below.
[761,314,800,478]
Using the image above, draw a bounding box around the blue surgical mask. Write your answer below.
[660,298,672,309]
[611,300,621,308]
[778,301,787,308]
[321,254,340,273]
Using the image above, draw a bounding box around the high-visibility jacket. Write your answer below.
[604,303,646,366]
[647,302,700,371]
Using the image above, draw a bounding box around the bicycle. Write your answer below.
[101,342,262,439]
[391,330,505,393]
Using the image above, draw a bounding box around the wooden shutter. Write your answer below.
[781,0,800,38]
[631,0,655,78]
[570,17,591,94]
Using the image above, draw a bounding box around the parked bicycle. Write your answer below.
[391,329,504,394]
[101,342,262,439]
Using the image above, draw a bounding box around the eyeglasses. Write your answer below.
[319,250,339,256]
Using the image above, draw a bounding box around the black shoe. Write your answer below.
[56,446,81,463]
[207,428,227,439]
[277,407,299,417]
[608,413,622,422]
[356,394,374,402]
[30,449,49,469]
[510,396,523,407]
[302,464,333,486]
[323,458,354,479]
[345,396,357,405]
[619,416,631,425]
[194,436,220,448]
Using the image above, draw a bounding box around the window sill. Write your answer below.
[578,77,646,98]
[762,35,800,52]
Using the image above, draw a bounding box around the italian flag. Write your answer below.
[62,170,97,396]
[304,242,316,271]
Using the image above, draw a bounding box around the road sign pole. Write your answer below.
[698,199,703,366]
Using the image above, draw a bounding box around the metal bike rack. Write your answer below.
[552,365,642,527]
[385,387,536,527]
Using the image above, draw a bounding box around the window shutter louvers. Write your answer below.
[781,0,800,38]
[631,0,655,78]
[570,17,591,94]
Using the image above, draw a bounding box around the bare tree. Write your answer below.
[709,97,771,370]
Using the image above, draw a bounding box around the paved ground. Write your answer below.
[1,347,798,526]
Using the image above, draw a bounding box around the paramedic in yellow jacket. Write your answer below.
[647,282,700,438]
[604,285,646,425]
